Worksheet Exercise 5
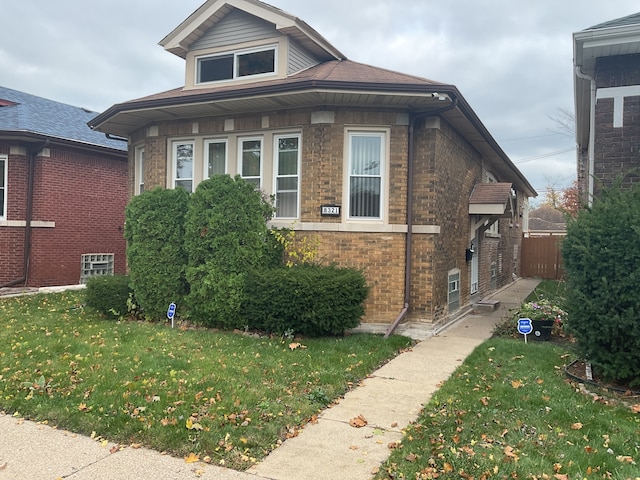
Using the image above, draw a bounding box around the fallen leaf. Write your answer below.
[480,396,490,406]
[349,414,368,428]
[631,404,640,413]
[554,475,568,480]
[185,452,200,464]
[388,441,400,449]
[0,463,7,471]
[405,453,418,462]
[571,423,583,430]
[616,455,635,464]
[349,445,359,450]
[289,343,301,350]
[511,379,523,389]
[443,462,454,473]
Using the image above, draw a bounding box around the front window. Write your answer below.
[0,154,7,219]
[197,46,276,84]
[135,147,145,195]
[173,141,194,192]
[239,138,262,187]
[205,140,227,178]
[274,135,300,218]
[348,132,384,219]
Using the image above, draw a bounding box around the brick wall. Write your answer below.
[593,54,640,194]
[0,143,127,286]
[130,106,522,324]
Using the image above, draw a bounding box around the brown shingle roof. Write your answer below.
[469,182,513,205]
[127,60,442,104]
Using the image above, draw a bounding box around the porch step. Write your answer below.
[472,299,500,313]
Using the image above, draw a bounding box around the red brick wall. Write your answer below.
[0,143,127,286]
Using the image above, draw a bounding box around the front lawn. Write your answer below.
[375,341,640,478]
[0,291,412,470]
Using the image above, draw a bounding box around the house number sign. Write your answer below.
[321,205,341,217]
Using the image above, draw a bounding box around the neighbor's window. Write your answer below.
[348,132,385,219]
[197,46,276,84]
[448,270,460,312]
[239,137,262,187]
[274,135,300,218]
[0,154,7,219]
[135,147,145,195]
[173,141,194,192]
[205,140,227,178]
[80,253,114,283]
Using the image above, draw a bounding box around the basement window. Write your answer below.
[80,253,114,283]
[448,269,460,312]
[197,46,277,84]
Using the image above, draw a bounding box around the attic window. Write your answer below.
[197,46,276,84]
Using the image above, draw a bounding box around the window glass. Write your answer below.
[174,142,194,192]
[349,134,383,219]
[448,271,460,312]
[240,139,262,187]
[198,54,233,82]
[275,136,299,218]
[137,148,145,194]
[238,49,275,77]
[206,141,227,178]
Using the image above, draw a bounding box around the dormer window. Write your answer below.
[196,45,277,84]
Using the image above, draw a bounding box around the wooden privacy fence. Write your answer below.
[521,235,565,280]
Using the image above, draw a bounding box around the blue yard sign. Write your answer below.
[167,302,176,328]
[517,318,532,343]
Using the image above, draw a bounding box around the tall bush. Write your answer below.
[562,181,640,386]
[184,175,273,327]
[124,187,189,320]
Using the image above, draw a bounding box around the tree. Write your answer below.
[562,182,640,386]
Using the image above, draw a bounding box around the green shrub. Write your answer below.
[241,264,370,337]
[84,275,132,318]
[562,181,640,386]
[184,175,274,328]
[124,187,190,320]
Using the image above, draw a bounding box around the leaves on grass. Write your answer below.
[184,452,200,463]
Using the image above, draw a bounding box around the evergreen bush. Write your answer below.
[562,181,640,386]
[241,264,370,337]
[124,187,189,320]
[184,175,273,328]
[84,275,132,318]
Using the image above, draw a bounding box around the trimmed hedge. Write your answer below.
[562,181,640,386]
[84,275,132,318]
[241,264,370,337]
[184,175,273,328]
[124,187,189,320]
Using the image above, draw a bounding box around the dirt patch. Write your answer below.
[565,359,640,399]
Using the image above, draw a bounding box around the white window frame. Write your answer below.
[172,140,195,193]
[0,154,7,220]
[196,45,278,85]
[238,136,263,188]
[448,269,461,312]
[346,130,387,221]
[204,139,228,179]
[273,134,301,219]
[135,147,145,195]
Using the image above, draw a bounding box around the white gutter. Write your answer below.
[575,66,596,207]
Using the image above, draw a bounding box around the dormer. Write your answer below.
[159,0,346,90]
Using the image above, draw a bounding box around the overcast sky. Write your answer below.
[3,1,639,200]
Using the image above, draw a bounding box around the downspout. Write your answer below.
[385,96,458,338]
[0,140,49,288]
[575,66,596,206]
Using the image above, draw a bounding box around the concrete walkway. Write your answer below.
[0,278,539,480]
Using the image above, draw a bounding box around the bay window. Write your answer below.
[239,137,262,187]
[173,141,194,192]
[274,135,300,218]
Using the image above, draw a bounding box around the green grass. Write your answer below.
[377,281,640,479]
[376,339,640,479]
[0,291,412,470]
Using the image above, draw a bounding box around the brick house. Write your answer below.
[89,0,535,332]
[0,86,128,288]
[574,12,640,203]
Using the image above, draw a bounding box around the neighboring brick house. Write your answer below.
[89,0,535,331]
[0,86,128,288]
[574,12,640,203]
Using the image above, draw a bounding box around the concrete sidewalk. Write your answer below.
[0,278,539,480]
